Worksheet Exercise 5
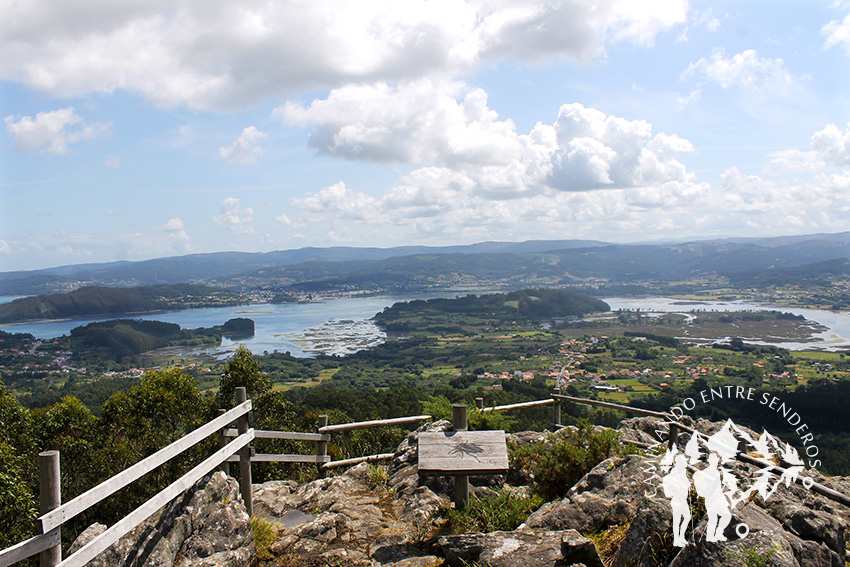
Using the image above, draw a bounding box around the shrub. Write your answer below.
[440,489,543,534]
[510,420,626,500]
[251,516,279,561]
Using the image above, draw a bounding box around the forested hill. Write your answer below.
[374,289,609,325]
[0,284,243,323]
[70,317,254,362]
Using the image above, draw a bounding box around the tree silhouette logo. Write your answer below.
[653,419,812,547]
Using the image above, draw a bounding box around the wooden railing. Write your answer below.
[0,388,254,567]
[221,413,432,474]
[479,389,850,510]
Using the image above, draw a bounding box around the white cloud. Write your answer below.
[105,153,121,168]
[213,197,254,233]
[160,217,190,247]
[4,107,110,154]
[0,0,687,110]
[823,13,850,54]
[275,213,292,225]
[277,79,527,166]
[769,123,850,172]
[682,49,793,91]
[280,83,695,198]
[219,126,268,165]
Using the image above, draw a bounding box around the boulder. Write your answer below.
[437,529,603,567]
[68,471,254,567]
[256,461,448,566]
[524,454,650,533]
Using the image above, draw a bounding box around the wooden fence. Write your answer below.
[0,387,432,567]
[0,388,254,567]
[479,389,850,510]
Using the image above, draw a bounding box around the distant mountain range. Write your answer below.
[1,232,849,296]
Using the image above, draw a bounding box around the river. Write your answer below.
[0,292,463,357]
[2,294,849,355]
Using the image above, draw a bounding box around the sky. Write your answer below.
[2,0,850,272]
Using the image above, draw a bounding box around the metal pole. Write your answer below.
[452,404,469,509]
[317,415,328,479]
[235,387,252,516]
[39,451,61,567]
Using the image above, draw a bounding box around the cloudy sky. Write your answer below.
[2,0,850,271]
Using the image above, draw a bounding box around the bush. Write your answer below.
[440,489,543,534]
[510,420,626,500]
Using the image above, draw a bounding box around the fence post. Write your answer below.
[235,387,252,517]
[552,388,562,429]
[218,409,231,476]
[452,404,469,509]
[39,451,61,567]
[317,415,328,479]
[667,423,679,451]
[475,397,484,411]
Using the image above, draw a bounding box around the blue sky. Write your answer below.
[2,0,850,271]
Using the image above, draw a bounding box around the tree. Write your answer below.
[217,346,272,408]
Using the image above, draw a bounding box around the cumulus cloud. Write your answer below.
[0,0,687,110]
[219,126,268,165]
[160,217,190,246]
[280,83,695,198]
[770,123,850,172]
[682,49,793,91]
[4,107,110,154]
[277,79,527,166]
[823,13,850,54]
[213,197,254,233]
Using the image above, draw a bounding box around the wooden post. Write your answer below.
[552,388,562,429]
[317,415,328,478]
[235,387,252,517]
[667,423,679,451]
[452,404,469,509]
[218,409,230,476]
[475,397,484,410]
[39,451,61,567]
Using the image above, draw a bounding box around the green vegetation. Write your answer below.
[251,516,280,561]
[70,317,254,362]
[439,489,543,534]
[510,421,629,500]
[0,284,245,323]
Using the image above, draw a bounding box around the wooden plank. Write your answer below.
[58,431,254,567]
[225,453,331,464]
[38,401,251,534]
[0,530,60,567]
[223,429,329,442]
[418,430,508,476]
[480,399,553,412]
[319,415,431,433]
[552,394,670,419]
[323,453,394,469]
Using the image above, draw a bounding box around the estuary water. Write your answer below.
[0,292,458,357]
[2,293,849,356]
[600,297,850,351]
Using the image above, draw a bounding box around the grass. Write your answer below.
[251,516,279,561]
[439,489,543,534]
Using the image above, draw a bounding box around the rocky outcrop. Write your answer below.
[68,471,254,567]
[524,454,650,533]
[437,529,603,567]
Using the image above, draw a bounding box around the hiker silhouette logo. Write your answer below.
[653,418,813,547]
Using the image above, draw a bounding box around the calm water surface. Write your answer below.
[2,294,848,355]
